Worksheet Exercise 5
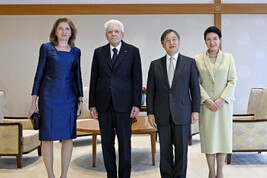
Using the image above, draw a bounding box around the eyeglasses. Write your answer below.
[106,30,121,34]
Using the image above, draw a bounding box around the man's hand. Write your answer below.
[148,114,157,128]
[130,106,140,118]
[90,107,98,119]
[191,112,199,124]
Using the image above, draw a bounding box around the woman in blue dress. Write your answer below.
[28,17,83,178]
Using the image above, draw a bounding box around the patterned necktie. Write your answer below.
[168,57,175,87]
[112,48,118,65]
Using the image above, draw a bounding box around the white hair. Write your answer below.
[104,19,124,33]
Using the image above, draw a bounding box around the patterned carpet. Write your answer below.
[230,153,267,165]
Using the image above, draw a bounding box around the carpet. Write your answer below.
[2,151,266,169]
[230,153,267,165]
[1,135,267,178]
[72,147,160,172]
[0,156,40,169]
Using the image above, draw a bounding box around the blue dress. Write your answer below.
[31,43,83,141]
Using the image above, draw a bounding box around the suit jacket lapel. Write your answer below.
[113,41,128,71]
[103,44,113,69]
[203,49,224,83]
[171,54,184,89]
[160,56,170,89]
[215,50,224,70]
[203,52,215,82]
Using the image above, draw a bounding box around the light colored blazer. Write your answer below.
[195,50,237,154]
[195,50,237,104]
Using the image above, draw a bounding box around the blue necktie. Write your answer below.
[112,48,118,65]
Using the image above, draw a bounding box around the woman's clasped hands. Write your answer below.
[205,98,225,111]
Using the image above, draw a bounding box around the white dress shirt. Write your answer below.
[166,52,179,71]
[110,42,122,59]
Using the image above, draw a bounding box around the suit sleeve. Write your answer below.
[146,62,155,115]
[194,55,211,103]
[132,48,142,109]
[220,55,237,103]
[31,44,47,96]
[75,48,83,97]
[89,49,98,109]
[190,59,201,113]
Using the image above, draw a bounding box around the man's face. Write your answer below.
[162,32,180,56]
[105,23,124,47]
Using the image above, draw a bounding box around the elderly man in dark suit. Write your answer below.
[89,19,142,178]
[146,29,200,178]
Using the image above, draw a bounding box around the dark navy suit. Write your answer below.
[146,54,200,178]
[89,41,142,178]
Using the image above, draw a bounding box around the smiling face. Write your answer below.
[105,23,124,47]
[205,32,221,54]
[55,22,71,42]
[162,32,180,56]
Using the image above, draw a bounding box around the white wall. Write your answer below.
[1,14,267,116]
[223,14,267,112]
[0,15,211,115]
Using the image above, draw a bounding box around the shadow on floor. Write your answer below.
[0,156,40,169]
[72,147,159,172]
[73,137,101,147]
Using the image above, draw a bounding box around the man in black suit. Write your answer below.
[146,29,200,178]
[89,19,142,178]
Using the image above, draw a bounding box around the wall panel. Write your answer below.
[0,15,212,115]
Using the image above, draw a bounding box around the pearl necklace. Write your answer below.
[207,51,218,58]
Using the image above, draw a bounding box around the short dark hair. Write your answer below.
[160,29,180,44]
[204,26,222,40]
[49,17,77,47]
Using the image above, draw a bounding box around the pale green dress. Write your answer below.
[195,50,237,154]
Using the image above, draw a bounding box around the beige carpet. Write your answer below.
[1,135,267,178]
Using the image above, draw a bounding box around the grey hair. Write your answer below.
[104,19,124,33]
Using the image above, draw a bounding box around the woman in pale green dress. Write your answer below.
[195,26,237,178]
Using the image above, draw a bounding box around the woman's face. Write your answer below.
[205,32,221,53]
[55,22,71,42]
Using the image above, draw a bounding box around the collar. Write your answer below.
[110,42,122,52]
[166,51,179,60]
